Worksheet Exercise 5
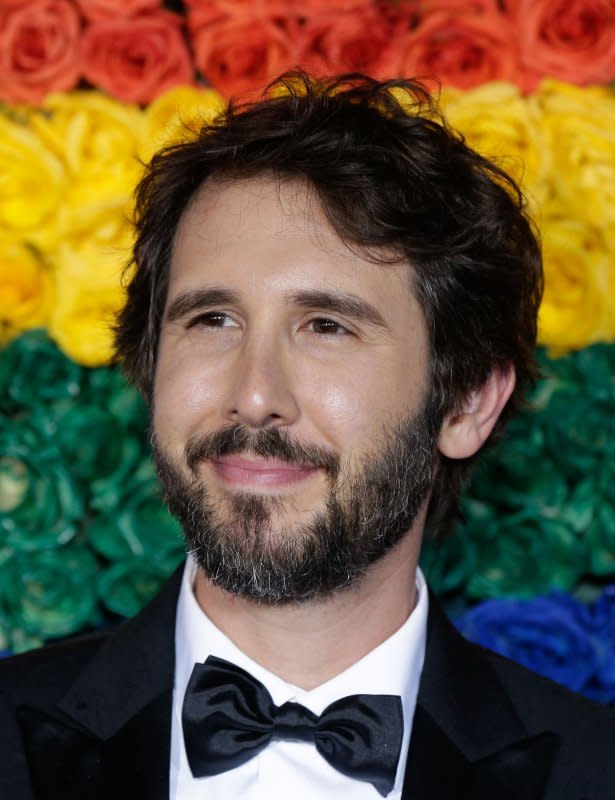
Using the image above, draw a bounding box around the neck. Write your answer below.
[193,528,422,690]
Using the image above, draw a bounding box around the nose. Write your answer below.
[222,335,300,430]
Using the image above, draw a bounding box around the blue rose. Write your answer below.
[456,594,599,694]
[575,588,615,702]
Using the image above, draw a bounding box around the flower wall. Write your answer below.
[1,0,615,700]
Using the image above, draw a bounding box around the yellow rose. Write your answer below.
[538,213,612,353]
[0,238,54,345]
[437,86,463,107]
[141,85,225,162]
[534,80,615,228]
[0,111,66,242]
[603,222,615,341]
[47,235,131,367]
[440,82,548,213]
[30,91,146,246]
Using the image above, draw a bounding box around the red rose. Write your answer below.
[290,0,376,10]
[187,1,301,98]
[399,8,518,90]
[416,0,505,11]
[297,4,412,79]
[80,10,194,104]
[0,0,81,105]
[514,0,615,87]
[185,0,295,32]
[75,0,163,22]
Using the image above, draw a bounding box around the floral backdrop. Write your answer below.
[1,0,615,703]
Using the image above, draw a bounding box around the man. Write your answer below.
[1,73,614,799]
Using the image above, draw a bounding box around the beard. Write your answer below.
[152,404,437,604]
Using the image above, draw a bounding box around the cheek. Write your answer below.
[152,342,224,445]
[300,357,411,446]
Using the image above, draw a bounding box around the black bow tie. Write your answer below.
[182,655,404,796]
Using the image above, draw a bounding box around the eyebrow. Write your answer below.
[165,286,390,330]
[166,287,239,322]
[289,289,389,330]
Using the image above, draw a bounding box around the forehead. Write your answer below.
[169,173,419,322]
[178,173,324,246]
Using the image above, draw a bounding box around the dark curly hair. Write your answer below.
[114,71,543,537]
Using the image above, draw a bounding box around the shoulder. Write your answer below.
[0,562,185,707]
[424,592,615,797]
[0,628,112,707]
[427,588,615,743]
[483,644,615,733]
[480,644,615,796]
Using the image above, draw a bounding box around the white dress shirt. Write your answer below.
[170,554,428,799]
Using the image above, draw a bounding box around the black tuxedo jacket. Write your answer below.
[1,563,615,799]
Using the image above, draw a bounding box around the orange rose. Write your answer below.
[0,0,81,105]
[75,0,163,21]
[80,10,194,104]
[297,4,411,79]
[514,0,615,86]
[399,9,518,91]
[188,1,300,98]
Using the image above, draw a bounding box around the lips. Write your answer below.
[209,456,319,488]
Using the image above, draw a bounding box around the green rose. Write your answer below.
[0,330,85,414]
[85,366,148,434]
[531,343,615,410]
[567,343,615,405]
[420,523,478,596]
[532,344,615,484]
[78,370,151,514]
[6,628,44,655]
[579,461,615,576]
[452,343,615,600]
[0,608,10,653]
[87,471,184,572]
[530,347,582,409]
[51,402,140,486]
[0,543,100,641]
[466,511,586,599]
[539,390,614,483]
[0,413,84,552]
[88,447,156,512]
[469,415,568,517]
[98,557,181,618]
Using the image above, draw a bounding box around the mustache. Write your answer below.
[183,424,340,479]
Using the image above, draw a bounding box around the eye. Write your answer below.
[307,318,351,336]
[188,311,238,329]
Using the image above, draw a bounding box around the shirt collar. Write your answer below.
[174,552,428,792]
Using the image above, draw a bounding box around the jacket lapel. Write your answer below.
[17,567,561,799]
[402,590,560,800]
[17,563,184,800]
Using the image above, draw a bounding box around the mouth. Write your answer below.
[208,456,321,490]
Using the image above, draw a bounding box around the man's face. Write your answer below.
[152,174,435,602]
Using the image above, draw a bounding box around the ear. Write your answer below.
[437,366,516,460]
